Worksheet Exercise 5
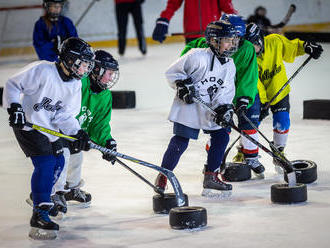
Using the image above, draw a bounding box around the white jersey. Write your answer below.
[166,48,236,130]
[3,61,81,142]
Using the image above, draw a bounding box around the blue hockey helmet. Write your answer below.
[220,14,246,37]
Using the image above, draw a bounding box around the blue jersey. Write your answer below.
[33,16,78,62]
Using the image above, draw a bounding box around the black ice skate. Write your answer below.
[51,191,67,214]
[244,157,265,179]
[26,192,59,217]
[202,171,232,198]
[64,188,91,207]
[154,173,167,194]
[28,204,59,240]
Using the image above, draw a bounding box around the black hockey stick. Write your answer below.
[220,135,240,173]
[264,55,312,110]
[25,122,185,206]
[271,4,296,29]
[115,158,164,196]
[75,0,100,27]
[241,113,291,165]
[192,97,296,185]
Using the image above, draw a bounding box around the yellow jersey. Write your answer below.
[257,34,305,105]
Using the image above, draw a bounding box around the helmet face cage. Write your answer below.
[92,50,119,90]
[60,38,95,80]
[43,0,65,21]
[205,21,238,58]
[245,23,264,56]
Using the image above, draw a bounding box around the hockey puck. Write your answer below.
[169,206,207,230]
[112,90,136,109]
[271,183,307,204]
[222,162,251,182]
[153,193,188,214]
[303,99,330,120]
[284,160,317,184]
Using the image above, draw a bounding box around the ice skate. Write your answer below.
[154,173,167,194]
[51,192,67,219]
[244,157,265,179]
[202,171,232,198]
[26,192,59,217]
[271,143,285,174]
[64,188,91,208]
[28,204,59,240]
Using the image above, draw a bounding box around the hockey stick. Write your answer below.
[171,31,204,36]
[25,122,185,206]
[192,96,296,186]
[115,158,164,196]
[220,135,240,172]
[75,0,100,27]
[264,55,312,110]
[271,4,296,29]
[241,113,291,165]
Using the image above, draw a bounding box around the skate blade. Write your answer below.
[201,188,232,199]
[28,227,57,240]
[67,201,91,208]
[252,171,265,179]
[26,198,33,207]
[274,165,284,175]
[51,212,66,221]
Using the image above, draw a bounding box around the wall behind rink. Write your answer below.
[0,0,330,49]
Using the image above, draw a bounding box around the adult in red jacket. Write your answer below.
[152,0,237,44]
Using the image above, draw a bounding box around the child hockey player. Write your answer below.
[3,37,94,240]
[154,20,237,196]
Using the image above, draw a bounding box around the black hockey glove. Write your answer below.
[259,103,270,122]
[235,96,250,118]
[176,78,195,104]
[304,41,323,59]
[102,138,117,165]
[152,17,169,43]
[7,103,26,129]
[70,130,91,153]
[214,104,234,128]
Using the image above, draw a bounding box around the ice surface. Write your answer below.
[0,43,330,248]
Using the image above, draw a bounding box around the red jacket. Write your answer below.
[160,0,236,39]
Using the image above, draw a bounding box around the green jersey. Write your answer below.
[76,76,112,146]
[181,38,259,108]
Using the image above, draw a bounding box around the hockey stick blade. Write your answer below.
[25,122,185,206]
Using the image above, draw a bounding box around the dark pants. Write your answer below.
[115,2,146,55]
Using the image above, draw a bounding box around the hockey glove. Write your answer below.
[70,130,91,153]
[176,78,195,104]
[259,103,270,122]
[304,41,323,59]
[102,138,117,165]
[214,104,234,128]
[235,96,249,118]
[7,103,26,129]
[152,18,169,43]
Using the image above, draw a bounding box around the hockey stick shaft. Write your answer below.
[220,135,240,172]
[115,158,164,196]
[241,113,291,165]
[192,97,294,174]
[75,0,99,27]
[25,122,185,206]
[171,31,204,36]
[265,55,312,110]
[271,4,296,28]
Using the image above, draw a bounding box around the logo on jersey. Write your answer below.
[259,64,282,82]
[198,76,224,101]
[33,97,63,112]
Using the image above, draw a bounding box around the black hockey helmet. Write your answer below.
[90,50,119,90]
[245,23,264,56]
[205,20,238,59]
[43,0,66,21]
[59,37,95,80]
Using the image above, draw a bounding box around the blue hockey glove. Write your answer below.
[152,18,169,43]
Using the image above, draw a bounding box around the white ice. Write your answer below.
[0,43,330,248]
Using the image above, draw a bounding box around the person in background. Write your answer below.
[33,0,78,62]
[114,0,147,55]
[152,0,237,44]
